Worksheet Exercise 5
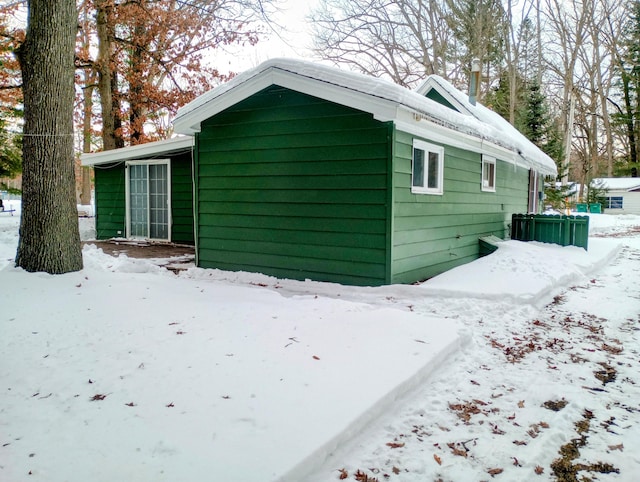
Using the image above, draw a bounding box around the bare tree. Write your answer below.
[310,0,455,86]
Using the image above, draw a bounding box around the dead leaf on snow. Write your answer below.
[433,454,442,465]
[337,468,348,479]
[386,442,405,448]
[518,400,525,408]
[487,467,503,477]
[608,443,624,451]
[392,466,401,474]
[534,465,544,474]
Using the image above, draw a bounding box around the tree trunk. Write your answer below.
[96,0,122,151]
[15,0,83,274]
[81,70,94,206]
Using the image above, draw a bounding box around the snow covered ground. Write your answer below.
[1,204,639,482]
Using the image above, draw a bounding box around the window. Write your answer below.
[412,140,444,194]
[482,155,496,192]
[605,196,623,209]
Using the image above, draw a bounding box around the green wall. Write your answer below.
[170,153,195,245]
[196,86,391,286]
[389,130,529,283]
[94,164,126,239]
[93,155,194,244]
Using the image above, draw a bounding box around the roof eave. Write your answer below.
[81,136,194,166]
[173,66,400,135]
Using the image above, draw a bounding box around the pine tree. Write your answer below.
[612,0,640,177]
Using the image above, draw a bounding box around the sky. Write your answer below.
[215,0,321,72]
[1,204,639,481]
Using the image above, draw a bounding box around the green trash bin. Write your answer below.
[576,203,588,213]
[589,203,601,213]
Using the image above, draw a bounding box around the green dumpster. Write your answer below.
[576,203,588,213]
[589,203,601,213]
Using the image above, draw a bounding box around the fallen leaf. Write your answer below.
[386,442,405,448]
[447,442,467,457]
[608,443,624,451]
[433,454,442,465]
[125,402,136,407]
[90,394,106,401]
[487,467,503,477]
[166,402,174,407]
[513,440,527,446]
[518,400,525,408]
[338,468,348,479]
[512,457,521,467]
[312,355,320,360]
[534,465,544,474]
[392,466,401,474]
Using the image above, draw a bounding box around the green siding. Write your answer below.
[170,153,195,244]
[425,90,459,111]
[196,86,391,286]
[390,130,529,284]
[94,164,126,239]
[92,154,194,244]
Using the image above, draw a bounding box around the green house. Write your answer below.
[82,136,195,245]
[85,59,557,286]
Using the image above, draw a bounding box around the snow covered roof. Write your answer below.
[81,136,193,166]
[173,58,557,176]
[594,177,640,192]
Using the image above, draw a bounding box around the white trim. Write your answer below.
[411,140,444,195]
[482,155,497,192]
[414,77,474,116]
[173,68,400,134]
[171,58,556,176]
[82,137,193,166]
[125,159,172,241]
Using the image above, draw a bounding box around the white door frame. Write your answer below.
[124,159,172,241]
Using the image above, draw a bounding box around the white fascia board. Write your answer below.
[414,77,474,116]
[395,108,558,174]
[81,137,193,166]
[172,68,400,135]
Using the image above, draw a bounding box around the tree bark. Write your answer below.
[15,0,83,274]
[96,0,118,151]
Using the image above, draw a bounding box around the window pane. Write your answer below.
[413,148,425,187]
[427,151,439,189]
[483,161,495,188]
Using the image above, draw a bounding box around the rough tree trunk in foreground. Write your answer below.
[15,0,83,274]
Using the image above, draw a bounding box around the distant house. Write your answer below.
[594,178,640,214]
[83,58,556,286]
[82,136,195,244]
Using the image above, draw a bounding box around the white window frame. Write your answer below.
[411,139,444,195]
[125,158,172,241]
[481,155,496,192]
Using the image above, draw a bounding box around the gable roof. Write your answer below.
[173,58,556,176]
[81,136,193,166]
[594,177,640,192]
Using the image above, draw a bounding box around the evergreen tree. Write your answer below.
[612,1,640,177]
[0,116,21,188]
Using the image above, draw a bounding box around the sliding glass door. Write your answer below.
[126,160,171,240]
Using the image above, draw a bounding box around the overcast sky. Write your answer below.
[214,0,320,73]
